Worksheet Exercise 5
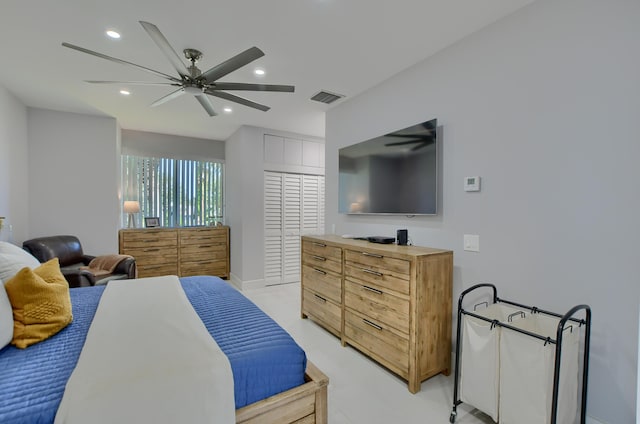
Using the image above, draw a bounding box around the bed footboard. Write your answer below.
[236,361,328,424]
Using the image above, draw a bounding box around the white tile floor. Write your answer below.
[242,282,494,424]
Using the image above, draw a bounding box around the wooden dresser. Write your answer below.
[301,234,453,393]
[119,226,229,279]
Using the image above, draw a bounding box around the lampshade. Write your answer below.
[123,201,140,213]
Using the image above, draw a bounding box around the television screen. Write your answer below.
[338,118,438,215]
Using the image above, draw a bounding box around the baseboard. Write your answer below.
[240,278,266,290]
[228,273,243,290]
[228,273,266,291]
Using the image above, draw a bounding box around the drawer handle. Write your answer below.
[314,294,327,303]
[363,268,383,277]
[362,285,383,295]
[313,268,327,275]
[312,242,327,247]
[145,248,160,252]
[362,252,383,258]
[311,255,326,261]
[198,245,212,248]
[363,319,383,331]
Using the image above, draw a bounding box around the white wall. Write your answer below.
[121,129,225,161]
[27,108,121,255]
[0,86,29,245]
[225,126,266,288]
[326,0,640,422]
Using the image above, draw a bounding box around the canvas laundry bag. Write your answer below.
[499,312,580,424]
[460,303,525,422]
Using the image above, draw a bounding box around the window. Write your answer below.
[122,155,224,227]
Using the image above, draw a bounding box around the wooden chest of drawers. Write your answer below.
[119,227,229,279]
[301,235,453,393]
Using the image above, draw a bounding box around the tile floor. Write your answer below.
[242,282,494,424]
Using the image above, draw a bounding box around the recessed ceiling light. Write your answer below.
[106,30,121,39]
[119,90,130,96]
[223,107,232,113]
[254,68,265,76]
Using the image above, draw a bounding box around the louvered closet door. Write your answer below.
[282,174,302,283]
[302,175,325,235]
[264,172,325,285]
[264,172,284,285]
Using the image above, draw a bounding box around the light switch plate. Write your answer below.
[464,234,480,252]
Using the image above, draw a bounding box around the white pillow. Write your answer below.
[0,280,12,349]
[0,241,41,283]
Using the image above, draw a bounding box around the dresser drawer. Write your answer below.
[302,264,341,304]
[345,249,410,277]
[344,278,409,334]
[302,240,342,261]
[121,230,178,248]
[180,261,227,277]
[137,263,178,278]
[344,261,410,296]
[302,252,342,274]
[125,247,178,264]
[181,244,228,261]
[180,228,227,246]
[344,308,409,374]
[303,289,341,335]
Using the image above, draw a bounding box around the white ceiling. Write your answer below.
[0,0,534,141]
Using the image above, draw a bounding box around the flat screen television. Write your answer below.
[338,118,438,215]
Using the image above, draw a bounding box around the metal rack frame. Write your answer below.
[449,283,591,423]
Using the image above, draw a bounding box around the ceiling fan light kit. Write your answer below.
[62,21,295,117]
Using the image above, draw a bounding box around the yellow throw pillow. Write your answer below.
[5,258,73,348]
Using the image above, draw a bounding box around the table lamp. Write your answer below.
[123,201,140,228]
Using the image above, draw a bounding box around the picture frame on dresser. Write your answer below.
[144,217,160,228]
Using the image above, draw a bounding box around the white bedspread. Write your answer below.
[54,276,235,424]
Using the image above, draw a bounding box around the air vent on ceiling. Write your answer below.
[310,90,345,104]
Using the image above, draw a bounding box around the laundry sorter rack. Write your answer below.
[449,283,591,424]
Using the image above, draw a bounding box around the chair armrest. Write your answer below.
[113,257,137,279]
[81,255,96,265]
[61,269,96,288]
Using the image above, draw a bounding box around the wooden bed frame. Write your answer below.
[236,361,328,424]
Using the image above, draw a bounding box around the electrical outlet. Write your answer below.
[464,234,480,252]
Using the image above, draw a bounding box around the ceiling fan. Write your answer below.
[62,21,295,116]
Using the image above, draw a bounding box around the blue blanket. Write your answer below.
[0,276,306,424]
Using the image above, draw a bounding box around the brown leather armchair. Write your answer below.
[22,235,136,288]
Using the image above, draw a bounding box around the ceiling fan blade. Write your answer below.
[211,82,295,92]
[62,42,180,82]
[411,142,430,152]
[194,94,217,117]
[385,140,422,146]
[386,132,434,139]
[139,21,190,79]
[200,47,265,83]
[204,89,270,112]
[150,88,185,107]
[85,80,181,86]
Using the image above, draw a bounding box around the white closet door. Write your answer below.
[302,175,325,235]
[264,172,284,285]
[264,172,324,285]
[282,174,302,284]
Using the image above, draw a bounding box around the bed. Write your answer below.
[0,275,328,424]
